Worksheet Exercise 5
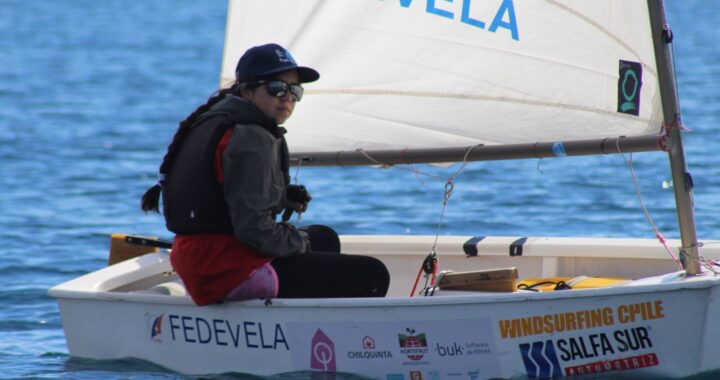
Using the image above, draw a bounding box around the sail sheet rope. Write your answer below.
[618,133,716,275]
[355,145,481,296]
[291,145,478,295]
[349,145,482,295]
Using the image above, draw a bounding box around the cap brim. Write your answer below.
[296,67,320,83]
[256,66,320,83]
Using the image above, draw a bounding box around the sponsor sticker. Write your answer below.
[143,312,289,351]
[498,300,665,339]
[348,335,393,360]
[399,328,429,362]
[310,329,336,371]
[565,353,659,376]
[506,301,664,378]
[149,313,164,342]
[287,319,501,378]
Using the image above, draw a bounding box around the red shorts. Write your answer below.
[170,234,270,305]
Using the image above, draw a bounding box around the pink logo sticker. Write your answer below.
[310,329,336,371]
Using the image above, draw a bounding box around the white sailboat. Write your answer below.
[49,1,720,378]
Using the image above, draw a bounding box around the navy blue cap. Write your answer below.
[235,43,320,84]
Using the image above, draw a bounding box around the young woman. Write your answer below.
[141,43,389,305]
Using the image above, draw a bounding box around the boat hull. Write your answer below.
[53,264,720,378]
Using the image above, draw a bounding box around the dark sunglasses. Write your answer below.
[250,79,304,102]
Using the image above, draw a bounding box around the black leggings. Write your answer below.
[271,225,390,298]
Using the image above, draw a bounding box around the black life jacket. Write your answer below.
[162,96,288,235]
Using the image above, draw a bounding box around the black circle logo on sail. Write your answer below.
[618,60,643,116]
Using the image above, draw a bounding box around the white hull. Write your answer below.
[50,235,720,378]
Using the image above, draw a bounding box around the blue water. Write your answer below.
[1,1,718,379]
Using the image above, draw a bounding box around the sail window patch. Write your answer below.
[617,60,643,116]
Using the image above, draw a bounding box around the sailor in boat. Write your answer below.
[141,43,389,305]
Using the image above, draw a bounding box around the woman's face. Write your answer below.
[244,70,299,125]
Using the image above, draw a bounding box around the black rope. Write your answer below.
[517,281,572,292]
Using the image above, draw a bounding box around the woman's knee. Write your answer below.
[304,224,341,253]
[359,256,390,297]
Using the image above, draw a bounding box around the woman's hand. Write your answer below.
[282,185,312,222]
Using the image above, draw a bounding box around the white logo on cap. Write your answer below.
[274,49,296,64]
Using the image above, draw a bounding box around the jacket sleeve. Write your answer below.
[222,125,310,257]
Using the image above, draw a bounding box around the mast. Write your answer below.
[648,0,701,275]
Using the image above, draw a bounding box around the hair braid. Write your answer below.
[140,86,237,213]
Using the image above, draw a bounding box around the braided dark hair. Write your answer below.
[140,84,241,212]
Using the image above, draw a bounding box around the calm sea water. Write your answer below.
[1,1,718,379]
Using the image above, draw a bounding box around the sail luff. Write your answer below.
[290,135,662,167]
[648,0,700,274]
[219,0,236,88]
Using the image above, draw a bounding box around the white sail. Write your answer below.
[221,0,663,155]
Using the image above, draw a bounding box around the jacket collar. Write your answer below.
[208,94,286,138]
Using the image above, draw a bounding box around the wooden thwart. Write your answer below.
[437,268,518,292]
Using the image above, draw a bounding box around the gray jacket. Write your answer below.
[220,96,310,256]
